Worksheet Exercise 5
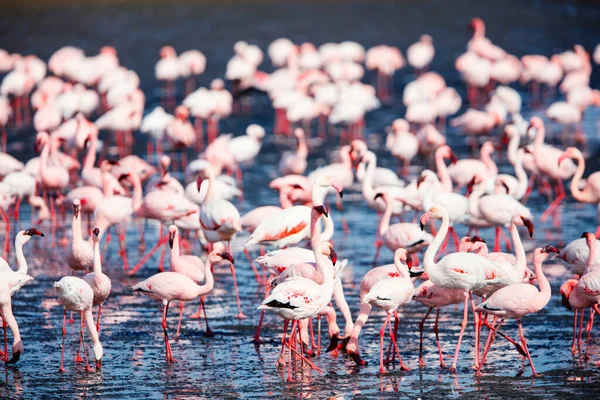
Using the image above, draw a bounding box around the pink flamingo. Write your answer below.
[419,204,513,371]
[477,245,558,376]
[165,106,195,170]
[528,116,576,224]
[345,248,417,372]
[258,241,338,381]
[372,192,432,263]
[447,141,497,189]
[66,199,94,272]
[54,276,103,372]
[279,128,308,176]
[83,228,111,333]
[167,225,213,337]
[155,46,180,109]
[197,165,244,318]
[559,147,600,236]
[35,131,69,227]
[131,251,230,362]
[407,35,435,72]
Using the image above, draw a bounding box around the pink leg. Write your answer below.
[287,320,297,381]
[541,179,565,223]
[494,226,501,252]
[571,309,578,353]
[479,318,504,370]
[419,307,433,367]
[277,320,289,367]
[434,309,446,367]
[244,248,262,284]
[387,314,410,370]
[517,319,538,377]
[228,250,246,319]
[59,308,67,372]
[450,292,469,372]
[1,312,7,362]
[577,307,585,351]
[469,293,480,369]
[200,296,213,337]
[96,304,103,333]
[379,313,391,373]
[175,301,184,341]
[74,314,83,363]
[128,234,169,275]
[162,302,174,363]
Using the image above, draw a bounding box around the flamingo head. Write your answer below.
[527,116,544,134]
[560,279,578,311]
[72,199,81,218]
[218,252,235,265]
[5,339,23,365]
[91,228,100,243]
[175,106,189,121]
[541,245,559,254]
[373,192,386,202]
[469,18,484,33]
[196,176,207,192]
[160,46,176,59]
[469,235,486,243]
[34,131,49,153]
[494,178,510,195]
[313,204,329,218]
[557,147,579,167]
[246,124,265,140]
[168,225,177,249]
[582,231,596,247]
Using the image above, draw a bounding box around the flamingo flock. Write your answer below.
[1,17,600,384]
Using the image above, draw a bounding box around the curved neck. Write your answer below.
[0,303,21,354]
[101,170,113,196]
[481,149,498,176]
[361,153,376,200]
[423,213,449,279]
[394,256,411,279]
[514,151,528,200]
[533,125,545,150]
[510,222,526,278]
[83,136,97,171]
[309,210,322,249]
[468,185,485,219]
[297,135,308,158]
[533,255,550,297]
[92,240,102,276]
[319,214,334,243]
[170,233,180,264]
[279,189,294,209]
[570,153,593,202]
[131,175,143,212]
[198,259,215,295]
[587,238,597,268]
[83,309,102,361]
[39,140,50,177]
[14,238,27,274]
[379,198,392,236]
[507,134,519,165]
[314,249,335,293]
[202,171,216,204]
[435,153,452,193]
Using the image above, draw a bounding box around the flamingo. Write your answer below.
[372,192,432,263]
[54,276,103,372]
[345,248,417,372]
[258,241,338,380]
[447,141,498,188]
[279,128,308,176]
[419,204,512,371]
[131,251,231,362]
[477,245,558,376]
[559,147,600,236]
[167,224,213,337]
[196,165,244,318]
[67,199,94,272]
[560,233,600,276]
[407,35,435,72]
[83,228,111,333]
[155,46,179,108]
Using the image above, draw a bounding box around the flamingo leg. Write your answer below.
[541,179,565,223]
[119,223,128,271]
[479,318,504,371]
[80,311,92,372]
[517,319,538,377]
[577,307,585,351]
[1,312,6,362]
[277,320,289,367]
[449,226,460,252]
[385,310,399,364]
[451,292,470,372]
[372,239,383,265]
[243,248,262,284]
[74,313,84,363]
[175,301,184,341]
[287,320,297,381]
[434,309,446,368]
[379,313,391,373]
[493,226,502,252]
[470,293,480,370]
[419,307,433,367]
[96,304,103,333]
[228,245,246,319]
[387,313,410,370]
[128,234,169,275]
[200,296,213,337]
[254,284,270,343]
[585,307,595,358]
[308,318,316,354]
[571,309,579,353]
[162,302,174,363]
[59,308,67,372]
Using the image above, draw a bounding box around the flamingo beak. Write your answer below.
[73,203,80,218]
[118,174,130,182]
[168,231,175,249]
[521,217,534,238]
[331,181,344,199]
[449,152,458,164]
[409,269,425,278]
[220,252,235,265]
[93,228,100,237]
[348,351,367,366]
[582,232,591,239]
[417,175,426,188]
[330,248,338,265]
[501,180,510,194]
[470,235,486,243]
[96,359,102,371]
[542,245,559,254]
[196,177,203,192]
[24,228,44,237]
[406,253,413,269]
[313,205,329,217]
[419,212,431,231]
[373,193,383,201]
[326,335,340,353]
[561,293,572,311]
[5,350,21,365]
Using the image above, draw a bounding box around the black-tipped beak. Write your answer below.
[542,245,559,254]
[409,270,425,278]
[501,180,510,194]
[417,175,426,188]
[450,152,458,164]
[220,252,235,265]
[169,232,175,249]
[73,203,80,218]
[419,221,425,231]
[5,350,21,365]
[196,177,203,192]
[338,189,343,199]
[470,235,486,243]
[326,335,340,352]
[330,248,338,265]
[374,193,383,201]
[118,174,130,182]
[406,254,413,269]
[561,293,572,311]
[93,228,100,237]
[581,232,591,239]
[313,205,329,217]
[24,228,44,237]
[521,217,534,238]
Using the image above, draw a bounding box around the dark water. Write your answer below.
[2,1,600,398]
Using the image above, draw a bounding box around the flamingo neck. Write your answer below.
[361,153,376,201]
[131,175,143,212]
[481,149,498,176]
[423,213,449,281]
[0,304,21,354]
[319,214,334,243]
[393,255,411,279]
[314,249,335,296]
[83,136,97,171]
[170,233,180,265]
[510,222,526,280]
[203,171,216,204]
[39,141,50,178]
[468,184,485,219]
[379,198,392,237]
[533,125,546,151]
[507,133,520,166]
[586,238,597,269]
[532,255,550,300]
[435,154,452,193]
[569,153,591,202]
[309,210,322,249]
[83,308,103,361]
[514,151,528,200]
[14,238,27,275]
[92,239,102,276]
[297,135,308,159]
[199,258,215,295]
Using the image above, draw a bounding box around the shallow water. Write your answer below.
[2,0,600,398]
